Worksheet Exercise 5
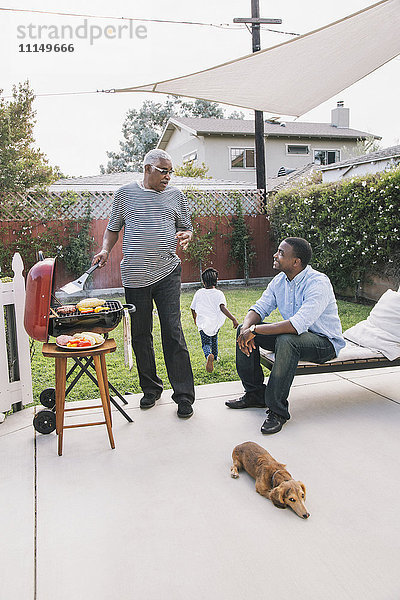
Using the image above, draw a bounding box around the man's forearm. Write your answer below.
[102,229,119,254]
[92,229,119,267]
[255,319,297,336]
[242,310,262,330]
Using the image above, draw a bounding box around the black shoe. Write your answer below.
[225,394,265,409]
[260,409,287,434]
[140,392,161,409]
[177,400,194,419]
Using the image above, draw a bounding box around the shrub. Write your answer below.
[268,167,400,293]
[0,193,94,277]
[226,197,256,282]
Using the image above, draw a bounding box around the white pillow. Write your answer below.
[343,289,400,361]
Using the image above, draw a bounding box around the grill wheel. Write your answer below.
[40,387,56,409]
[33,410,56,434]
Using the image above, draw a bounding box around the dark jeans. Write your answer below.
[236,326,336,421]
[199,330,219,360]
[125,265,195,405]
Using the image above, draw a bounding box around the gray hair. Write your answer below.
[143,149,172,169]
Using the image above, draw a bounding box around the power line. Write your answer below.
[260,25,299,36]
[0,7,240,28]
[1,90,108,99]
[0,6,300,35]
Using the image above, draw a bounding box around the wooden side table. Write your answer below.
[42,339,117,456]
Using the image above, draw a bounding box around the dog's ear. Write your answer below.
[299,482,306,497]
[269,485,287,509]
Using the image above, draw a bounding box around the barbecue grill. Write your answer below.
[24,257,133,341]
[23,255,135,434]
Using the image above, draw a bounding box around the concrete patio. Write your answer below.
[1,366,399,600]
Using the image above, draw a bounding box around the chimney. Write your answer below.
[331,101,349,128]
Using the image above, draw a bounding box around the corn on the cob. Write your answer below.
[76,298,105,310]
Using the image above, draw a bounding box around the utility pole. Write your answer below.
[234,3,282,194]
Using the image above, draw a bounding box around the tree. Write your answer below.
[101,97,179,173]
[180,98,224,119]
[174,161,210,179]
[0,81,56,194]
[101,97,240,174]
[352,135,382,157]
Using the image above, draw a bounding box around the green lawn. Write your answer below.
[30,287,372,404]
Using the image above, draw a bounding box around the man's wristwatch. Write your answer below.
[249,324,257,334]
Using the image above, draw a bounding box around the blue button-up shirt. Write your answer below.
[250,265,345,356]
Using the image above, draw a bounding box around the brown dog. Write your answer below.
[231,442,310,519]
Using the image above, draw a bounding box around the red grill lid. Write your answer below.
[24,257,56,342]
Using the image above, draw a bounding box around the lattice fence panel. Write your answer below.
[0,189,264,221]
[184,189,264,216]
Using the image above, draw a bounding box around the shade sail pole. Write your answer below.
[251,0,266,193]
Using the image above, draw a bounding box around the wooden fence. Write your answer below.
[87,215,273,289]
[0,253,33,415]
[0,189,274,287]
[0,189,265,220]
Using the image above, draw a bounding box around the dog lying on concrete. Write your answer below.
[231,441,310,519]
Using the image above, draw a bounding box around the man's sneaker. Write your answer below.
[260,409,287,434]
[225,393,265,409]
[140,392,161,409]
[206,353,214,373]
[177,400,194,419]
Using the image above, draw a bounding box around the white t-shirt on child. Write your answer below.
[190,288,227,336]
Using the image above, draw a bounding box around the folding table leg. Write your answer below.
[55,357,67,456]
[100,353,112,427]
[93,355,115,449]
[69,356,133,422]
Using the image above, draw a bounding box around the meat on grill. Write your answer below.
[57,305,76,315]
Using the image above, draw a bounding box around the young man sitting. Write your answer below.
[226,237,345,434]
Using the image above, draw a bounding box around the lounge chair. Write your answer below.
[260,287,400,375]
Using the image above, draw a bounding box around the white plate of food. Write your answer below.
[55,332,105,350]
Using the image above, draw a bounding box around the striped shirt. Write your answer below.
[107,181,192,288]
[250,265,345,356]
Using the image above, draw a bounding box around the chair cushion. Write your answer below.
[343,289,400,360]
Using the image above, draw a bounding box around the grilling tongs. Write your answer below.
[59,263,100,295]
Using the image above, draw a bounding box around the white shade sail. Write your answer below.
[115,0,400,117]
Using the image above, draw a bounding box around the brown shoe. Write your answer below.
[206,354,214,373]
[225,394,265,409]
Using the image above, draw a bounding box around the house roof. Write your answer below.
[50,168,317,194]
[158,117,378,149]
[320,144,400,171]
[49,172,257,192]
[267,163,320,193]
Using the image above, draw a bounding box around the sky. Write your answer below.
[1,0,399,177]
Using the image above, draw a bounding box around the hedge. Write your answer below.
[268,167,400,293]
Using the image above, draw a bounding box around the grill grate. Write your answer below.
[52,300,122,319]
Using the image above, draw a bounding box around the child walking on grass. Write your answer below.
[191,268,238,373]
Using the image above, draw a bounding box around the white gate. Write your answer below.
[0,253,33,416]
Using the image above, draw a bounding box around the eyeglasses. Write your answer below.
[153,166,174,175]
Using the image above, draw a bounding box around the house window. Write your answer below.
[230,148,255,169]
[183,150,198,164]
[313,149,340,165]
[286,144,310,155]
